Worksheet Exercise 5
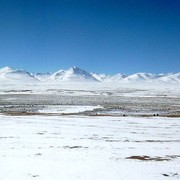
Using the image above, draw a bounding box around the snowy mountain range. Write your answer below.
[0,66,180,84]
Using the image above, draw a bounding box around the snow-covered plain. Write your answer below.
[0,115,180,180]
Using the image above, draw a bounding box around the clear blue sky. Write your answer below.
[0,0,179,74]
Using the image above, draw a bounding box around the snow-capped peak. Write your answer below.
[0,66,38,82]
[0,66,14,74]
[50,66,99,82]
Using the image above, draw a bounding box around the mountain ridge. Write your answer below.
[0,66,179,83]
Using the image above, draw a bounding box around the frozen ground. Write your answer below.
[38,105,102,114]
[0,115,179,180]
[0,93,180,117]
[0,81,180,116]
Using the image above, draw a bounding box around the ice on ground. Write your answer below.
[0,115,179,180]
[38,105,102,114]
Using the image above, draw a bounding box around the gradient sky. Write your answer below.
[0,0,179,74]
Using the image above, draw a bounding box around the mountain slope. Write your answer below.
[92,73,127,82]
[49,67,99,82]
[158,73,180,83]
[122,73,162,82]
[33,73,52,81]
[0,66,38,82]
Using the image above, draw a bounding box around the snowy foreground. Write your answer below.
[0,115,179,180]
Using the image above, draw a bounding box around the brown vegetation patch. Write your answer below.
[166,114,180,118]
[166,155,180,159]
[1,110,180,118]
[36,131,47,135]
[125,155,170,161]
[0,136,19,139]
[105,139,120,142]
[63,146,88,149]
[2,111,58,116]
[133,140,180,143]
[162,173,179,177]
[32,175,40,178]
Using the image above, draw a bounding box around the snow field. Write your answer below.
[0,115,179,180]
